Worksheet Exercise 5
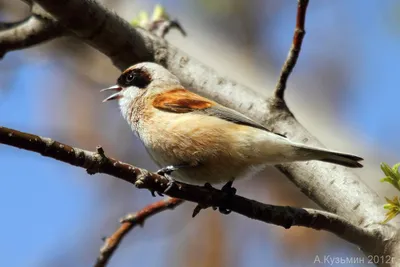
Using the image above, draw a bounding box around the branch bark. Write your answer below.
[0,125,384,256]
[274,0,308,100]
[30,0,384,227]
[94,198,183,267]
[0,3,64,58]
[4,0,400,263]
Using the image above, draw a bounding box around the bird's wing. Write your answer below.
[152,88,286,137]
[152,88,213,113]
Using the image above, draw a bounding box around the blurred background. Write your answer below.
[1,0,399,266]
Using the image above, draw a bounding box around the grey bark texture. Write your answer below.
[1,0,400,265]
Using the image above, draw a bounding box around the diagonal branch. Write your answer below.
[9,0,400,259]
[0,3,64,58]
[0,16,62,58]
[94,198,183,267]
[0,20,31,31]
[274,0,309,100]
[30,0,388,238]
[0,125,385,255]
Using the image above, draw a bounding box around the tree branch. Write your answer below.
[0,16,63,58]
[7,0,400,260]
[30,0,386,233]
[274,0,308,100]
[0,126,387,255]
[0,3,64,58]
[94,198,183,267]
[0,2,64,57]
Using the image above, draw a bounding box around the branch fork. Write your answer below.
[2,0,400,265]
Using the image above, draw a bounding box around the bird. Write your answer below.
[102,62,363,191]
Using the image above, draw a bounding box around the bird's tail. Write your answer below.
[295,144,363,168]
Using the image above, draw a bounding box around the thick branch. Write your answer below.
[95,198,183,267]
[11,0,400,260]
[0,4,63,58]
[0,126,386,255]
[31,0,386,230]
[274,0,308,100]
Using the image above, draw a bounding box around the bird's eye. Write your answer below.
[126,73,134,83]
[117,68,151,89]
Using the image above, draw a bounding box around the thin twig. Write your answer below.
[0,20,30,31]
[274,0,309,100]
[7,0,398,258]
[0,4,64,58]
[0,16,62,58]
[31,0,388,232]
[0,125,381,252]
[94,198,183,267]
[148,19,187,38]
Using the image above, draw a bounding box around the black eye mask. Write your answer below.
[117,68,152,89]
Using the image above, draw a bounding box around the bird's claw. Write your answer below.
[221,180,237,195]
[157,165,179,176]
[218,181,236,214]
[192,181,236,217]
[149,189,164,197]
[156,166,181,194]
[163,174,177,194]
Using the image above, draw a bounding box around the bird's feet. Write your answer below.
[157,165,180,176]
[219,181,236,214]
[153,165,183,196]
[221,180,237,195]
[192,181,237,217]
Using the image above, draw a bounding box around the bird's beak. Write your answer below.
[101,85,122,102]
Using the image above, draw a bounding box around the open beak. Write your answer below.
[101,85,122,102]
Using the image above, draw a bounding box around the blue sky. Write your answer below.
[270,1,400,155]
[1,1,399,266]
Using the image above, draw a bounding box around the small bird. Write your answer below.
[102,62,363,190]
